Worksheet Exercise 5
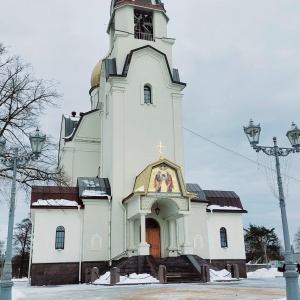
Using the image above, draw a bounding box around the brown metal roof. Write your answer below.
[31,186,81,208]
[203,190,245,210]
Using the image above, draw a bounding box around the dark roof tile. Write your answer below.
[31,186,81,207]
[204,190,244,210]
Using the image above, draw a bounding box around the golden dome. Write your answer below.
[90,60,103,88]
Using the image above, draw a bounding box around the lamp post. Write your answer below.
[0,128,46,300]
[243,119,300,300]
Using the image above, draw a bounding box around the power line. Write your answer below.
[183,127,300,184]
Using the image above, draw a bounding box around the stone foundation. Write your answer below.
[31,262,79,286]
[31,261,110,286]
[30,258,247,285]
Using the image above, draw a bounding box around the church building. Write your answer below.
[29,0,247,285]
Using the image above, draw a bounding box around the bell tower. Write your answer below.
[108,0,175,73]
[89,0,187,257]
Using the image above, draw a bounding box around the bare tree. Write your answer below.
[0,43,70,199]
[0,240,4,255]
[0,240,4,275]
[293,228,300,252]
[12,218,31,278]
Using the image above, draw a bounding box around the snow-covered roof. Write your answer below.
[32,199,79,207]
[31,186,81,209]
[204,190,247,213]
[82,190,111,199]
[78,177,111,198]
[207,205,243,212]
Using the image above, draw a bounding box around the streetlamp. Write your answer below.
[0,128,46,300]
[243,119,300,300]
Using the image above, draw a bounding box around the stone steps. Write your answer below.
[111,255,215,283]
[155,256,202,283]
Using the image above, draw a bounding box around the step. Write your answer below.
[167,273,202,283]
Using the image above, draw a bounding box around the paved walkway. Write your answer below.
[13,278,292,300]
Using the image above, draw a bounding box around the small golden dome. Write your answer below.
[90,60,103,88]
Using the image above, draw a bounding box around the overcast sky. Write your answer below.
[1,0,300,249]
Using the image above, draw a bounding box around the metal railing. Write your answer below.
[134,31,154,41]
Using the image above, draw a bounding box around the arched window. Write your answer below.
[55,226,65,249]
[144,85,152,104]
[220,227,228,248]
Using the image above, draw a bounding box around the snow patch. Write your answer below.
[32,199,78,206]
[207,205,242,211]
[247,267,283,278]
[93,272,159,285]
[82,190,111,199]
[12,287,25,300]
[210,269,233,281]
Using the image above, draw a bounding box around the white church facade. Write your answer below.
[30,0,247,285]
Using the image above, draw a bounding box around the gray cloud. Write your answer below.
[0,0,300,245]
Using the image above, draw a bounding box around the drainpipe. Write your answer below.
[77,205,83,283]
[27,216,34,286]
[119,199,127,253]
[108,196,112,266]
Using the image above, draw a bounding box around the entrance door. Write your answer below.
[146,218,160,257]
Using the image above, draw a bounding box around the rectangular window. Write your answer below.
[55,226,65,249]
[144,86,151,104]
[220,227,228,248]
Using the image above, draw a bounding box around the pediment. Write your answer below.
[120,45,186,87]
[133,158,196,198]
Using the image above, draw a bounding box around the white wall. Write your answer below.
[82,199,110,261]
[103,47,185,197]
[99,46,186,257]
[59,111,101,185]
[188,202,210,258]
[207,212,246,260]
[32,209,81,263]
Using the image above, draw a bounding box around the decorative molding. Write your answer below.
[140,196,156,210]
[140,196,189,211]
[114,30,129,38]
[161,37,175,45]
[171,93,183,101]
[110,86,125,94]
[171,197,188,211]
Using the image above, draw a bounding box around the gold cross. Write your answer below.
[157,141,165,160]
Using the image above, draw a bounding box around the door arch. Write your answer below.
[146,218,161,257]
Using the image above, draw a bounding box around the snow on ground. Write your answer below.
[12,288,25,300]
[93,269,234,285]
[210,269,235,281]
[247,267,283,279]
[9,268,292,300]
[93,272,159,285]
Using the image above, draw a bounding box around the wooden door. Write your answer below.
[146,219,160,257]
